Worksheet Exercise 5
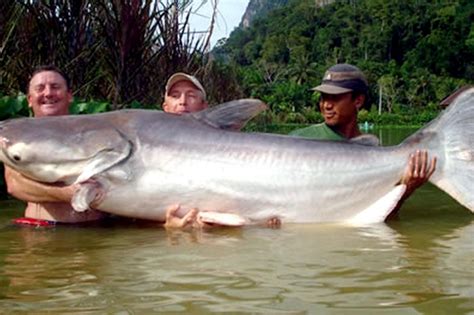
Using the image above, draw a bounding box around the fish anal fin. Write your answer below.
[348,185,406,225]
[192,99,267,131]
[198,211,247,226]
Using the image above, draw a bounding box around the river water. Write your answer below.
[0,127,472,314]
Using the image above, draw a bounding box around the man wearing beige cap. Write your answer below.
[162,72,208,114]
[291,63,437,218]
[161,72,282,228]
[160,72,209,227]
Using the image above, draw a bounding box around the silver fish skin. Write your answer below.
[0,91,473,225]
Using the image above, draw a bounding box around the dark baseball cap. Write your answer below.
[312,63,368,94]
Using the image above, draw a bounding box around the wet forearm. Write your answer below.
[4,167,73,203]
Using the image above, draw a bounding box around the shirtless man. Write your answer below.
[6,65,105,226]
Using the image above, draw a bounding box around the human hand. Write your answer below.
[164,204,200,229]
[76,180,105,209]
[266,216,281,228]
[401,150,437,196]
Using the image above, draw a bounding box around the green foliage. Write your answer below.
[359,105,439,127]
[0,93,156,118]
[70,100,110,115]
[259,81,311,114]
[0,94,29,119]
[218,0,473,122]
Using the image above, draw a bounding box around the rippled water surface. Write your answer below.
[0,127,473,314]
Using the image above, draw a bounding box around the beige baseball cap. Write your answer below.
[165,72,207,100]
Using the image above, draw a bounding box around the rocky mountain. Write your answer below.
[240,0,290,28]
[239,0,335,28]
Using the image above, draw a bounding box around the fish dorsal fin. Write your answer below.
[350,134,380,146]
[192,99,267,131]
[347,185,406,225]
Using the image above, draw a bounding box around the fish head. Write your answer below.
[0,115,132,184]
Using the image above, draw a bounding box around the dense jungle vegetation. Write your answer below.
[1,0,473,126]
[216,0,474,125]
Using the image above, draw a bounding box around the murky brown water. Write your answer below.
[0,127,472,314]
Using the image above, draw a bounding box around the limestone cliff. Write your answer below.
[240,0,289,28]
[240,0,335,28]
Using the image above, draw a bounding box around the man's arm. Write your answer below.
[387,150,436,220]
[4,167,75,203]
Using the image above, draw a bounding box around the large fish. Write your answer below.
[0,90,473,225]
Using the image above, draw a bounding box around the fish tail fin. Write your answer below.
[404,87,474,212]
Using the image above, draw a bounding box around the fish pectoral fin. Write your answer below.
[192,99,267,131]
[198,211,247,226]
[347,185,407,225]
[71,181,105,212]
[74,137,132,184]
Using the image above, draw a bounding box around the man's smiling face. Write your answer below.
[27,70,72,117]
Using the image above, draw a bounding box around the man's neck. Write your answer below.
[327,121,361,140]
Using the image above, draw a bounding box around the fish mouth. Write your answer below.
[0,136,110,167]
[0,138,34,168]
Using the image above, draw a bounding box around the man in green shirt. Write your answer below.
[290,63,375,141]
[290,63,436,217]
[291,120,350,141]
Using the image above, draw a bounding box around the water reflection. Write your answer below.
[0,209,472,313]
[1,226,111,310]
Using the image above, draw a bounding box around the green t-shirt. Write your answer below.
[289,123,380,146]
[289,123,346,141]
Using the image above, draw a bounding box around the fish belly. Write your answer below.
[98,143,405,223]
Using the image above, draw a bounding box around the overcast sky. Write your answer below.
[188,0,249,47]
